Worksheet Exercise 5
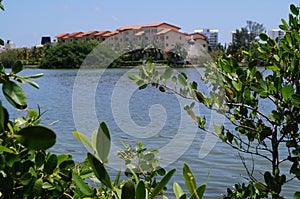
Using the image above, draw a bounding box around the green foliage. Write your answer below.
[0,49,18,68]
[227,21,265,61]
[39,40,98,69]
[129,4,300,198]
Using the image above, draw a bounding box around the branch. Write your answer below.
[226,103,273,124]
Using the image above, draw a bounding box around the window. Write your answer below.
[179,36,182,40]
[166,36,169,40]
[166,43,169,47]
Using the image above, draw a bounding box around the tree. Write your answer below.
[129,4,300,198]
[227,20,265,61]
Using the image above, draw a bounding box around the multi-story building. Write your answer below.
[55,22,208,52]
[194,29,219,50]
[268,29,285,43]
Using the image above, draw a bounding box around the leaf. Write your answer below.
[12,60,24,74]
[25,79,40,89]
[33,178,43,196]
[190,184,206,199]
[232,80,242,91]
[22,73,44,79]
[183,163,197,195]
[73,171,95,197]
[161,67,173,80]
[280,19,289,31]
[0,145,13,153]
[136,181,146,199]
[44,154,58,175]
[173,182,185,199]
[87,152,112,188]
[290,4,299,16]
[2,80,27,109]
[281,85,294,101]
[292,93,300,107]
[178,73,187,87]
[72,131,93,151]
[17,126,56,150]
[259,33,268,41]
[122,180,135,199]
[0,62,4,72]
[128,73,140,82]
[294,191,300,199]
[0,101,4,132]
[150,168,176,199]
[94,122,111,163]
[254,182,269,192]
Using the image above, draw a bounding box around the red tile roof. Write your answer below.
[187,33,207,40]
[55,33,69,38]
[102,31,119,37]
[117,22,181,32]
[94,31,111,36]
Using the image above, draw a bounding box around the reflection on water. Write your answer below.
[1,68,298,198]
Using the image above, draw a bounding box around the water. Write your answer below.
[2,68,298,198]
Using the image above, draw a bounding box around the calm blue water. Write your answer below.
[1,68,298,198]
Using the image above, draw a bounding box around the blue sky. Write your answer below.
[0,0,297,47]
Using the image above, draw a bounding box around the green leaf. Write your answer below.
[17,126,56,150]
[2,80,27,109]
[292,93,300,107]
[172,76,177,85]
[294,191,300,199]
[22,73,44,79]
[33,178,43,196]
[150,168,176,199]
[128,73,140,82]
[232,80,242,91]
[44,154,58,175]
[72,131,93,151]
[25,79,40,89]
[94,122,111,163]
[0,145,13,153]
[122,180,135,199]
[173,182,186,199]
[0,101,4,132]
[0,62,4,72]
[136,181,146,199]
[87,152,112,189]
[161,67,173,80]
[11,60,24,74]
[290,4,299,15]
[178,73,187,87]
[259,33,268,41]
[190,184,206,199]
[254,182,269,192]
[280,19,289,31]
[183,163,197,195]
[73,171,95,197]
[281,85,294,101]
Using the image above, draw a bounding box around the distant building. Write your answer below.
[194,29,219,49]
[4,40,16,50]
[268,29,285,44]
[55,22,208,51]
[41,36,51,45]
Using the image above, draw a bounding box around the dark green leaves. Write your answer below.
[87,152,112,189]
[11,60,24,74]
[94,122,111,163]
[290,4,299,16]
[121,180,135,199]
[150,168,176,199]
[73,171,95,197]
[17,126,56,150]
[2,80,27,109]
[259,33,269,41]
